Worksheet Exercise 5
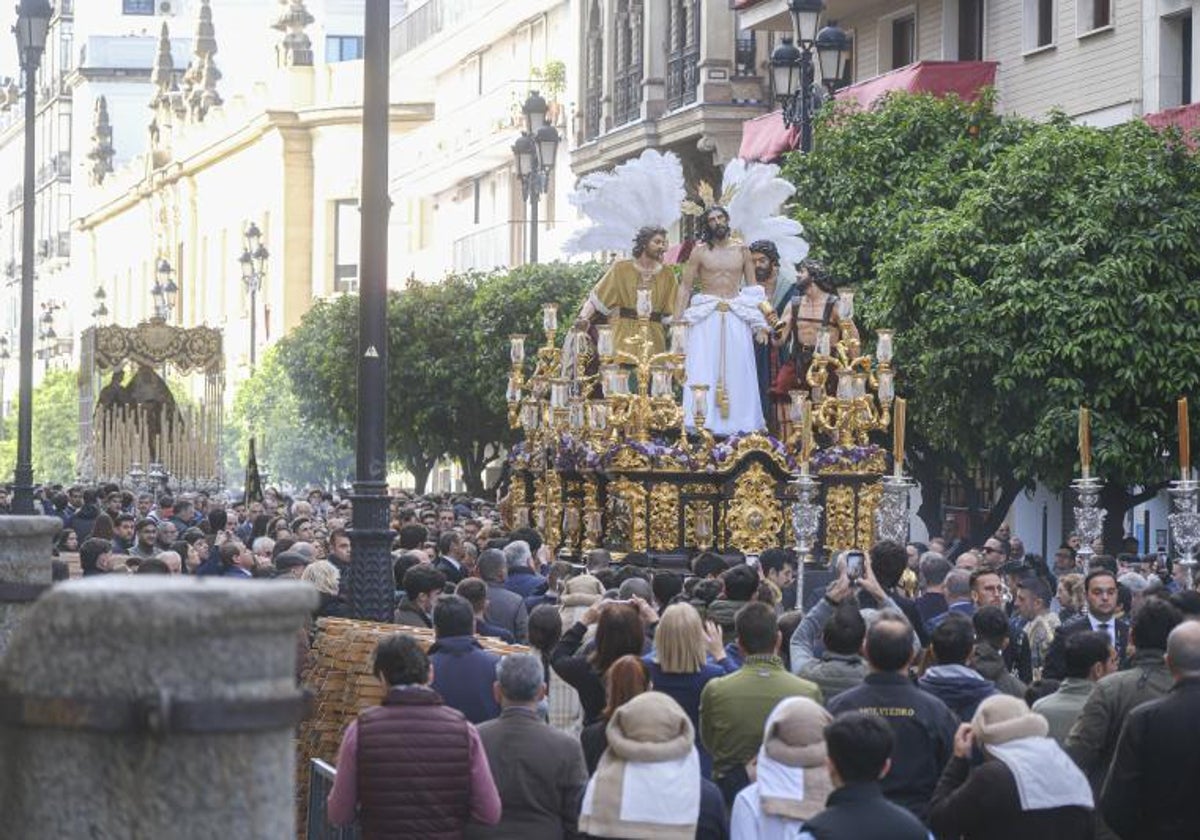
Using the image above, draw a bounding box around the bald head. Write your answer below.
[1167,620,1200,679]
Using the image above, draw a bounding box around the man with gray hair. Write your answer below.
[926,569,976,631]
[467,654,588,839]
[915,552,952,628]
[480,548,529,643]
[503,539,548,601]
[585,548,612,573]
[1101,620,1200,839]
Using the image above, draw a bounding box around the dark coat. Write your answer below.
[485,582,529,643]
[504,566,548,600]
[434,555,466,585]
[1043,614,1130,681]
[1100,677,1200,840]
[428,635,501,724]
[919,665,998,721]
[550,621,607,726]
[803,781,931,840]
[930,754,1095,840]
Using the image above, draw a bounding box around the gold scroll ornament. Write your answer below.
[648,484,681,552]
[726,462,785,556]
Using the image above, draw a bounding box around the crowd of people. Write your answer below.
[13,481,1198,839]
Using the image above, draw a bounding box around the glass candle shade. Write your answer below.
[875,329,894,364]
[509,334,526,364]
[596,325,615,358]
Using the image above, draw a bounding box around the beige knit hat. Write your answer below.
[971,694,1049,746]
[606,691,694,763]
[758,697,834,821]
[764,696,831,767]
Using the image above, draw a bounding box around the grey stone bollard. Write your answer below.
[0,516,59,658]
[0,577,317,840]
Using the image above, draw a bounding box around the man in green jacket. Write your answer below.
[1033,630,1114,745]
[1065,597,1182,788]
[700,601,821,805]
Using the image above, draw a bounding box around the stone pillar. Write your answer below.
[0,516,57,659]
[0,577,316,839]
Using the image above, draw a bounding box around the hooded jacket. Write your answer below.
[972,641,1028,698]
[429,635,502,724]
[919,664,998,721]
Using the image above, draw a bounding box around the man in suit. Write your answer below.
[466,653,588,839]
[1042,569,1130,680]
[479,548,529,643]
[1101,620,1200,840]
[435,530,468,585]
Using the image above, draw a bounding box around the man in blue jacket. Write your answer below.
[429,594,502,724]
[918,612,997,720]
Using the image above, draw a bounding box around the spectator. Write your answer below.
[1065,596,1183,788]
[220,542,254,578]
[927,569,976,630]
[428,594,501,724]
[549,574,603,735]
[915,552,952,629]
[827,611,957,822]
[457,578,515,643]
[1056,573,1086,621]
[789,577,867,704]
[708,564,760,645]
[644,603,737,777]
[129,518,161,561]
[503,539,548,601]
[798,712,930,840]
[929,695,1094,839]
[759,548,798,610]
[1117,571,1153,617]
[551,598,653,726]
[578,692,727,840]
[970,568,1005,609]
[465,654,588,840]
[79,537,114,576]
[693,551,728,580]
[1013,576,1060,683]
[859,540,930,648]
[394,564,446,629]
[1033,630,1114,745]
[580,654,651,774]
[1044,569,1130,680]
[972,606,1028,698]
[274,550,309,580]
[435,529,467,585]
[919,612,998,721]
[652,570,685,611]
[700,602,821,804]
[326,633,501,833]
[1101,621,1200,839]
[480,548,529,643]
[730,697,833,839]
[301,560,349,619]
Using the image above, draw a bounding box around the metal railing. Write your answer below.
[391,0,493,57]
[306,759,360,840]
[613,65,643,126]
[666,45,700,111]
[584,87,602,141]
[453,221,516,272]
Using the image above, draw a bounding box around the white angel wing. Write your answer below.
[723,158,810,265]
[563,150,686,255]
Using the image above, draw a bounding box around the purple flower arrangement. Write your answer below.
[711,433,799,472]
[810,443,885,472]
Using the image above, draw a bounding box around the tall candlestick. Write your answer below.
[799,396,812,476]
[893,397,906,479]
[1180,397,1190,481]
[1080,407,1092,479]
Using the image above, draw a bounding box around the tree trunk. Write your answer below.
[1097,481,1167,555]
[909,450,945,540]
[970,477,1023,546]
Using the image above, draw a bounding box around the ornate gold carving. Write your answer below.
[607,478,647,551]
[727,463,784,556]
[562,502,582,554]
[582,479,602,552]
[728,432,793,473]
[648,483,680,551]
[856,481,884,553]
[94,321,223,374]
[824,484,857,553]
[610,446,651,471]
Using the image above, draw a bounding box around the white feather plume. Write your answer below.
[722,158,810,265]
[563,150,686,255]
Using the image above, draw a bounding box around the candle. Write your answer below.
[816,327,832,357]
[875,329,894,364]
[877,369,895,403]
[596,325,615,358]
[691,384,709,424]
[1080,406,1091,479]
[671,321,688,354]
[509,334,526,364]
[568,397,585,430]
[798,395,812,475]
[837,290,855,322]
[893,397,907,479]
[1180,397,1190,481]
[542,303,558,333]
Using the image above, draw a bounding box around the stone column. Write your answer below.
[0,516,58,659]
[0,577,316,839]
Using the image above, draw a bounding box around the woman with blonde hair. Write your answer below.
[1056,573,1085,622]
[645,601,736,778]
[302,559,349,618]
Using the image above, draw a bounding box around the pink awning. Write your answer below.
[738,61,998,162]
[1145,101,1200,147]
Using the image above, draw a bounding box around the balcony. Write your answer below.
[452,221,516,271]
[35,153,71,189]
[666,45,701,112]
[391,0,494,57]
[613,65,643,127]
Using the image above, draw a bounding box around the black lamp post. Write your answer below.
[238,222,269,371]
[91,286,108,322]
[511,90,560,264]
[151,257,178,321]
[11,0,53,515]
[770,0,851,153]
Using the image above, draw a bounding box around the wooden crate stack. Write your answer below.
[296,617,530,833]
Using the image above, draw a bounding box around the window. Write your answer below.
[122,0,155,15]
[613,0,644,126]
[879,9,917,71]
[1160,11,1194,108]
[957,0,984,60]
[1078,0,1111,34]
[333,200,359,293]
[326,36,363,62]
[666,0,701,111]
[734,29,757,77]
[584,0,603,140]
[1023,0,1055,50]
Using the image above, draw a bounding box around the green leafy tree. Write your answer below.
[224,347,354,490]
[0,368,81,485]
[785,94,1200,547]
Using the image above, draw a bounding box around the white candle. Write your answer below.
[837,290,855,321]
[876,329,894,363]
[816,327,832,356]
[542,303,558,333]
[509,334,526,364]
[597,325,615,358]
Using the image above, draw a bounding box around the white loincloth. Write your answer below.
[682,286,768,436]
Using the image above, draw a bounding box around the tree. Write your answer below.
[784,94,1200,547]
[0,368,81,485]
[224,347,354,490]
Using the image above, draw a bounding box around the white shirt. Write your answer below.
[1088,613,1116,647]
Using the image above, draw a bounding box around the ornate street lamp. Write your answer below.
[511,90,560,264]
[770,0,850,152]
[91,286,108,322]
[238,220,269,370]
[11,0,54,514]
[152,257,177,320]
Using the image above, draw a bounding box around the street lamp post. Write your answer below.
[151,258,179,321]
[11,0,53,514]
[238,222,269,371]
[348,0,395,621]
[91,286,108,323]
[770,0,851,153]
[511,90,560,264]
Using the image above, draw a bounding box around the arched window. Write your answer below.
[613,0,643,126]
[666,0,701,110]
[584,0,604,140]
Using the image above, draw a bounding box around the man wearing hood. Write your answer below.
[919,612,998,721]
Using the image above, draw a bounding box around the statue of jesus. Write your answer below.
[675,206,769,436]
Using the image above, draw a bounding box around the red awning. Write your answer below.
[833,60,998,109]
[738,61,998,162]
[1145,101,1200,146]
